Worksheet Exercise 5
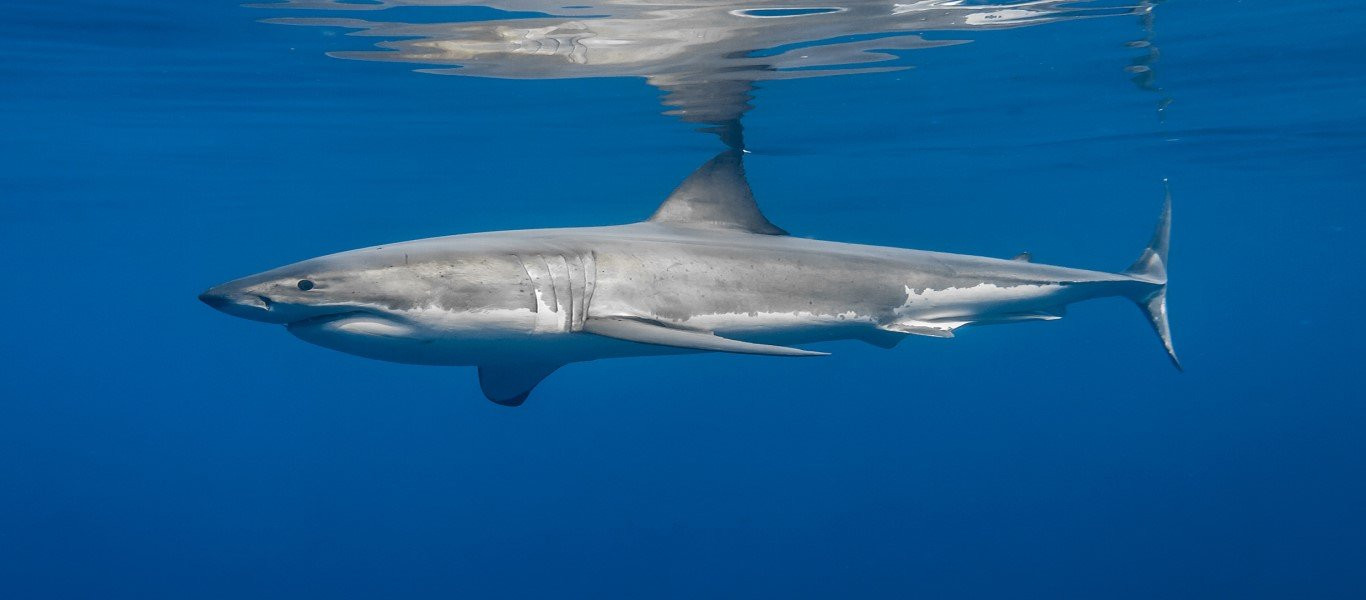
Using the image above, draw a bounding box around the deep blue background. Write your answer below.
[3,1,1364,597]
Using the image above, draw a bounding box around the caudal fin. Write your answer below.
[1123,181,1181,371]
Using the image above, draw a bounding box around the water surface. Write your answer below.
[1,0,1364,597]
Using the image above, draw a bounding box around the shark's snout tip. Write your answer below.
[199,290,230,309]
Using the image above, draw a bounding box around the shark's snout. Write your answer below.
[199,286,283,324]
[197,290,231,309]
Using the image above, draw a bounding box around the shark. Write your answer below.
[201,151,1178,406]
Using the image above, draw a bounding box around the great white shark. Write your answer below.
[201,151,1178,405]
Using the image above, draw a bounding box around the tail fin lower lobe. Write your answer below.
[1124,182,1181,371]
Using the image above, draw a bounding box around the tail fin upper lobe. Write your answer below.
[1123,181,1181,371]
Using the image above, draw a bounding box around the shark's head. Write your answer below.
[200,240,539,365]
[199,259,343,326]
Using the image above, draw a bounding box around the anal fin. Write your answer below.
[584,317,827,357]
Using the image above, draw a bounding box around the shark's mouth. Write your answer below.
[285,310,368,330]
[286,310,420,342]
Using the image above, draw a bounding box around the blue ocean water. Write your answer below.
[2,0,1364,597]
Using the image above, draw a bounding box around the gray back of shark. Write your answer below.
[201,151,1178,406]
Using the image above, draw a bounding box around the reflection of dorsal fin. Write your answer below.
[648,150,787,235]
[1012,252,1032,262]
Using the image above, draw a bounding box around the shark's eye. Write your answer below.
[297,279,315,291]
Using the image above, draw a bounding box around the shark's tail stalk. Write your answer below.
[1123,180,1181,371]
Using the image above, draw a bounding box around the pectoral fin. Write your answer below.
[477,362,561,407]
[584,317,827,357]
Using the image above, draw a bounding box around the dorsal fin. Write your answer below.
[648,150,787,235]
[1012,251,1032,262]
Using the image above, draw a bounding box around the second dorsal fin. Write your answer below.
[648,150,787,235]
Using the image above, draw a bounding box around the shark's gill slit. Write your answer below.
[514,254,537,313]
[565,254,583,330]
[538,254,558,311]
[581,251,597,328]
[558,254,575,330]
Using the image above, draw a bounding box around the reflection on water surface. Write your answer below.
[251,0,1156,147]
